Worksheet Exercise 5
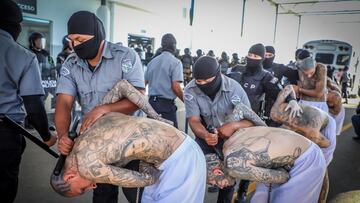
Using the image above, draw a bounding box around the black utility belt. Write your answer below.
[149,96,175,102]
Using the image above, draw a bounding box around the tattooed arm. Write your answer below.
[270,85,296,122]
[102,80,173,125]
[226,103,267,127]
[327,77,341,93]
[78,159,160,187]
[227,163,290,184]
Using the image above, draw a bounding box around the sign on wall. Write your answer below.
[14,0,37,15]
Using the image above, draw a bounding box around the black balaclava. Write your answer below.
[67,11,105,60]
[196,49,203,57]
[263,45,275,69]
[246,43,265,75]
[161,33,177,54]
[0,0,23,40]
[193,56,222,100]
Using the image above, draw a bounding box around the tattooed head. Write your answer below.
[205,153,235,189]
[50,170,71,196]
[51,155,97,197]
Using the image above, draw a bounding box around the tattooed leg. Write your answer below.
[226,103,267,126]
[102,80,173,125]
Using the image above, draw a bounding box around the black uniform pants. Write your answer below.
[0,122,26,203]
[341,83,348,101]
[195,137,235,203]
[352,114,360,137]
[149,96,178,128]
[93,160,144,203]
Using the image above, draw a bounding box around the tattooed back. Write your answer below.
[73,112,185,169]
[223,127,311,167]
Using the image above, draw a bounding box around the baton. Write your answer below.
[207,125,224,161]
[52,116,80,176]
[1,115,59,158]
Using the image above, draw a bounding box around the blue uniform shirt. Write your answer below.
[0,29,44,122]
[56,41,145,114]
[184,75,251,128]
[145,51,183,100]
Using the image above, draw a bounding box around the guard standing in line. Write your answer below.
[218,51,230,74]
[230,53,241,68]
[145,33,184,128]
[0,1,57,202]
[55,11,145,203]
[181,48,194,85]
[193,49,204,63]
[263,46,299,86]
[185,56,253,203]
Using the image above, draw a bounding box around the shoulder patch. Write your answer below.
[60,67,70,76]
[122,59,133,73]
[269,77,278,84]
[184,93,194,101]
[231,95,241,105]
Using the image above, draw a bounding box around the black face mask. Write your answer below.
[0,23,22,41]
[263,57,274,69]
[197,72,222,99]
[246,57,263,75]
[73,36,101,60]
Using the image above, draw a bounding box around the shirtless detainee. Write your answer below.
[50,112,206,203]
[207,127,326,203]
[270,85,330,148]
[326,77,345,136]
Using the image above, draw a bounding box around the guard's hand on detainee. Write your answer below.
[217,122,238,139]
[285,100,303,119]
[43,131,58,147]
[80,105,110,134]
[58,134,74,155]
[205,131,218,146]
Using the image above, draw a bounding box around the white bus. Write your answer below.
[303,40,359,96]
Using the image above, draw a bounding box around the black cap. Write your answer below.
[193,56,219,80]
[265,46,275,55]
[249,43,265,59]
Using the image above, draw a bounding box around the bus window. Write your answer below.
[315,53,334,64]
[336,54,351,66]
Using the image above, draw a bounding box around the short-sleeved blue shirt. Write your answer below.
[56,41,145,114]
[0,29,45,122]
[184,75,251,128]
[145,51,183,100]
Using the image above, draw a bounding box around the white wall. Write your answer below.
[24,0,100,59]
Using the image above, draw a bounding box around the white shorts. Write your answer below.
[141,135,206,203]
[299,100,329,113]
[299,100,336,165]
[251,143,326,203]
[330,106,345,136]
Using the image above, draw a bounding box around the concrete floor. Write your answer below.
[13,99,360,203]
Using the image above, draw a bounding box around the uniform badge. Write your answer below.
[270,77,278,84]
[122,59,133,73]
[184,93,194,101]
[231,95,241,105]
[60,67,70,76]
